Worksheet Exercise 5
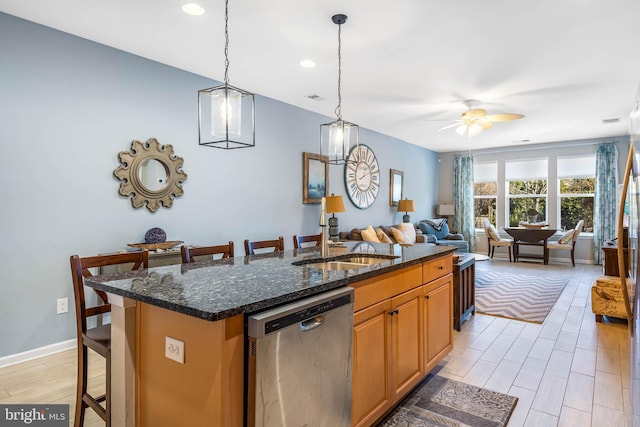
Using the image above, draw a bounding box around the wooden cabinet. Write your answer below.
[352,254,453,426]
[352,299,392,427]
[423,275,453,374]
[390,287,424,401]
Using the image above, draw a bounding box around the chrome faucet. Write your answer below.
[320,196,329,258]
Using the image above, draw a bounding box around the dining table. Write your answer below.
[504,227,558,264]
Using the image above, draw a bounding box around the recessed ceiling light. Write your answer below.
[182,3,205,16]
[299,59,317,68]
[602,117,621,124]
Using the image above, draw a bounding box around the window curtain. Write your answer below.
[453,155,475,252]
[593,143,618,264]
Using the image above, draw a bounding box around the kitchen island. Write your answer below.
[85,242,456,426]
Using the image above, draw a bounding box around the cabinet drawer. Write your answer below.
[422,255,452,283]
[353,265,422,312]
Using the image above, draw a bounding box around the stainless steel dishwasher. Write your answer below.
[247,287,354,427]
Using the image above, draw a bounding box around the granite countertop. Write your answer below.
[84,242,456,322]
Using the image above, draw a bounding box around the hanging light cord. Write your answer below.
[335,23,342,120]
[224,0,230,86]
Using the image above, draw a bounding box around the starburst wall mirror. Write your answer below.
[113,138,187,212]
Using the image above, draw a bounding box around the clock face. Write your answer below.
[345,144,380,209]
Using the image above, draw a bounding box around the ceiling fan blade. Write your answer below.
[438,122,462,131]
[476,118,493,130]
[455,124,467,136]
[485,113,524,122]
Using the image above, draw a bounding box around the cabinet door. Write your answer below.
[352,299,392,427]
[424,277,453,373]
[390,287,423,401]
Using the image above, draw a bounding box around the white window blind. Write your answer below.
[557,155,596,178]
[505,158,548,181]
[474,162,497,183]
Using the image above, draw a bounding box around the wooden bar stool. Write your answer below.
[293,234,322,249]
[69,250,148,427]
[244,236,285,255]
[181,241,235,263]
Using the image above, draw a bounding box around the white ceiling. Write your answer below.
[2,0,640,153]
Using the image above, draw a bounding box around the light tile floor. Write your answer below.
[438,258,631,427]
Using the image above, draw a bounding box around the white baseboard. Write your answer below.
[0,339,76,368]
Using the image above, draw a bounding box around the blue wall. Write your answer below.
[0,12,439,358]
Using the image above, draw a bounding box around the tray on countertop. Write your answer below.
[127,240,183,250]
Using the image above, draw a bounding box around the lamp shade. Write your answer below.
[437,204,455,216]
[326,194,345,214]
[398,199,415,213]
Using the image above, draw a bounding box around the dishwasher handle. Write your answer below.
[300,315,325,332]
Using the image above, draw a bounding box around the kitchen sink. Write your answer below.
[292,254,399,271]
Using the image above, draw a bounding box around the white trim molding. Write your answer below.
[0,339,76,368]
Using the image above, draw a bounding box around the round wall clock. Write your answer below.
[344,144,380,209]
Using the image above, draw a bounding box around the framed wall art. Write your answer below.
[303,152,329,204]
[390,169,403,206]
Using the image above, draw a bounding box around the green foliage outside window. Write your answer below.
[559,178,595,232]
[474,182,497,228]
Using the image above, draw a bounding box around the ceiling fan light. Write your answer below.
[468,123,483,137]
[455,124,467,136]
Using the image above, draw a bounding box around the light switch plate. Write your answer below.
[165,336,184,364]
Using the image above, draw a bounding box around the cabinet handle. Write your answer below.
[388,309,399,316]
[438,265,444,270]
[425,295,430,300]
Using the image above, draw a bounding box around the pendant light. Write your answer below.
[320,14,359,165]
[198,0,255,149]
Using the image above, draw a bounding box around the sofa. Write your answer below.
[417,219,469,252]
[338,224,429,245]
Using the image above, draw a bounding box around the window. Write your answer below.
[474,162,497,228]
[558,155,595,232]
[506,158,548,227]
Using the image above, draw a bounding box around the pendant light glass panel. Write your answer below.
[320,120,360,165]
[320,119,358,165]
[198,83,255,149]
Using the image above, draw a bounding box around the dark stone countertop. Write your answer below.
[84,242,456,322]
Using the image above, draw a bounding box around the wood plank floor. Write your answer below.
[0,258,630,426]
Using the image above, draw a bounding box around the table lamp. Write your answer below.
[326,194,345,241]
[398,198,415,223]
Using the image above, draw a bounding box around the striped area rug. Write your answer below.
[475,272,568,323]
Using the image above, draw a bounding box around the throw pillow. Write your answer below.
[398,223,417,243]
[418,220,450,240]
[487,224,501,241]
[558,229,575,244]
[375,228,393,243]
[391,227,412,244]
[361,225,380,243]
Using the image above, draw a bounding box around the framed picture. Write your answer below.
[390,169,403,206]
[303,152,329,204]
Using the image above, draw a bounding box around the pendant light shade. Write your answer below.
[320,14,359,165]
[198,0,255,149]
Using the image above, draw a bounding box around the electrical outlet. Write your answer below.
[165,336,184,364]
[56,298,68,314]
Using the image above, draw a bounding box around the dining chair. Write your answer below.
[69,250,149,427]
[546,220,584,266]
[483,218,514,262]
[244,236,285,255]
[181,241,234,263]
[292,234,322,249]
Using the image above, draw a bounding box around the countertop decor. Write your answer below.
[128,240,183,251]
[85,242,455,322]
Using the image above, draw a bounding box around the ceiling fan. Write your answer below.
[438,100,524,137]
